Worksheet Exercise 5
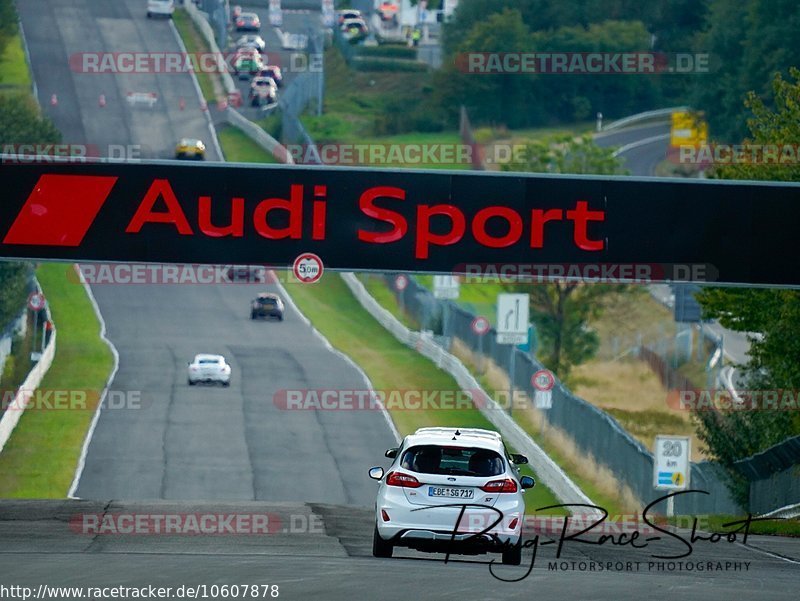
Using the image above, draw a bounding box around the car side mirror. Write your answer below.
[384,448,398,459]
[520,476,535,489]
[511,454,528,465]
[368,467,384,481]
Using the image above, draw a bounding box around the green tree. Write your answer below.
[693,0,800,142]
[0,0,17,64]
[0,94,62,145]
[694,69,800,507]
[0,92,59,332]
[502,135,628,382]
[0,263,30,328]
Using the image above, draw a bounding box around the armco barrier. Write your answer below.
[340,272,600,512]
[184,0,236,97]
[735,435,800,516]
[183,2,294,164]
[225,107,295,164]
[0,279,56,454]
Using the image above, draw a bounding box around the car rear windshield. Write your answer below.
[400,445,505,477]
[198,358,220,364]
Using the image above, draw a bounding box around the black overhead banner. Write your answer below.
[0,159,799,287]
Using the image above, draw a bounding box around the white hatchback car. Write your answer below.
[369,427,534,564]
[187,354,231,386]
[147,0,174,18]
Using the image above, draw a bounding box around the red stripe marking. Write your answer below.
[3,174,117,246]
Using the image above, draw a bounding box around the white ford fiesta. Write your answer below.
[187,354,231,386]
[369,427,535,565]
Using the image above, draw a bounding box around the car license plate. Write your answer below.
[428,486,474,499]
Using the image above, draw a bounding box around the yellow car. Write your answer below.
[175,138,205,160]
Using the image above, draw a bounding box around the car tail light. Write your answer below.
[508,517,519,530]
[237,19,244,26]
[190,366,198,371]
[385,471,422,488]
[381,509,390,522]
[480,478,518,493]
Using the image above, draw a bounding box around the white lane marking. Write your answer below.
[67,266,120,499]
[612,132,671,157]
[735,540,800,566]
[169,19,225,161]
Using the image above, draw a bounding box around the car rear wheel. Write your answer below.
[188,379,195,386]
[223,381,231,387]
[372,525,393,558]
[502,543,522,566]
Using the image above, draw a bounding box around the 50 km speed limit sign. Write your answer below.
[654,435,690,490]
[292,253,323,283]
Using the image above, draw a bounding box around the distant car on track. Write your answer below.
[337,9,362,25]
[187,354,231,386]
[147,0,174,18]
[251,292,285,321]
[227,265,266,282]
[233,50,264,78]
[235,12,261,32]
[369,427,534,565]
[175,138,205,160]
[235,34,266,53]
[258,65,283,87]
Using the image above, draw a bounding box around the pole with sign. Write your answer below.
[269,0,282,27]
[433,275,459,341]
[471,316,490,374]
[653,435,691,517]
[27,292,46,362]
[394,274,408,317]
[532,369,555,436]
[497,293,529,416]
[321,0,334,28]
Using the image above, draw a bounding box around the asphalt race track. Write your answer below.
[5,1,799,599]
[0,501,798,600]
[18,0,396,504]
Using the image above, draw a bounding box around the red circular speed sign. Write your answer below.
[395,275,409,291]
[532,369,555,391]
[471,316,490,336]
[292,253,324,283]
[27,292,46,311]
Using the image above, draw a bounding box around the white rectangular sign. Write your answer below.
[269,0,282,27]
[321,0,334,28]
[496,293,529,344]
[653,435,691,490]
[433,275,459,299]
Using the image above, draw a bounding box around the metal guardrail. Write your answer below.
[0,278,57,455]
[225,107,295,163]
[184,0,237,96]
[735,435,800,516]
[340,272,600,511]
[601,106,690,132]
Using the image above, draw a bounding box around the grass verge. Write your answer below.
[172,9,218,102]
[0,32,31,92]
[283,273,567,515]
[0,264,114,497]
[217,126,276,163]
